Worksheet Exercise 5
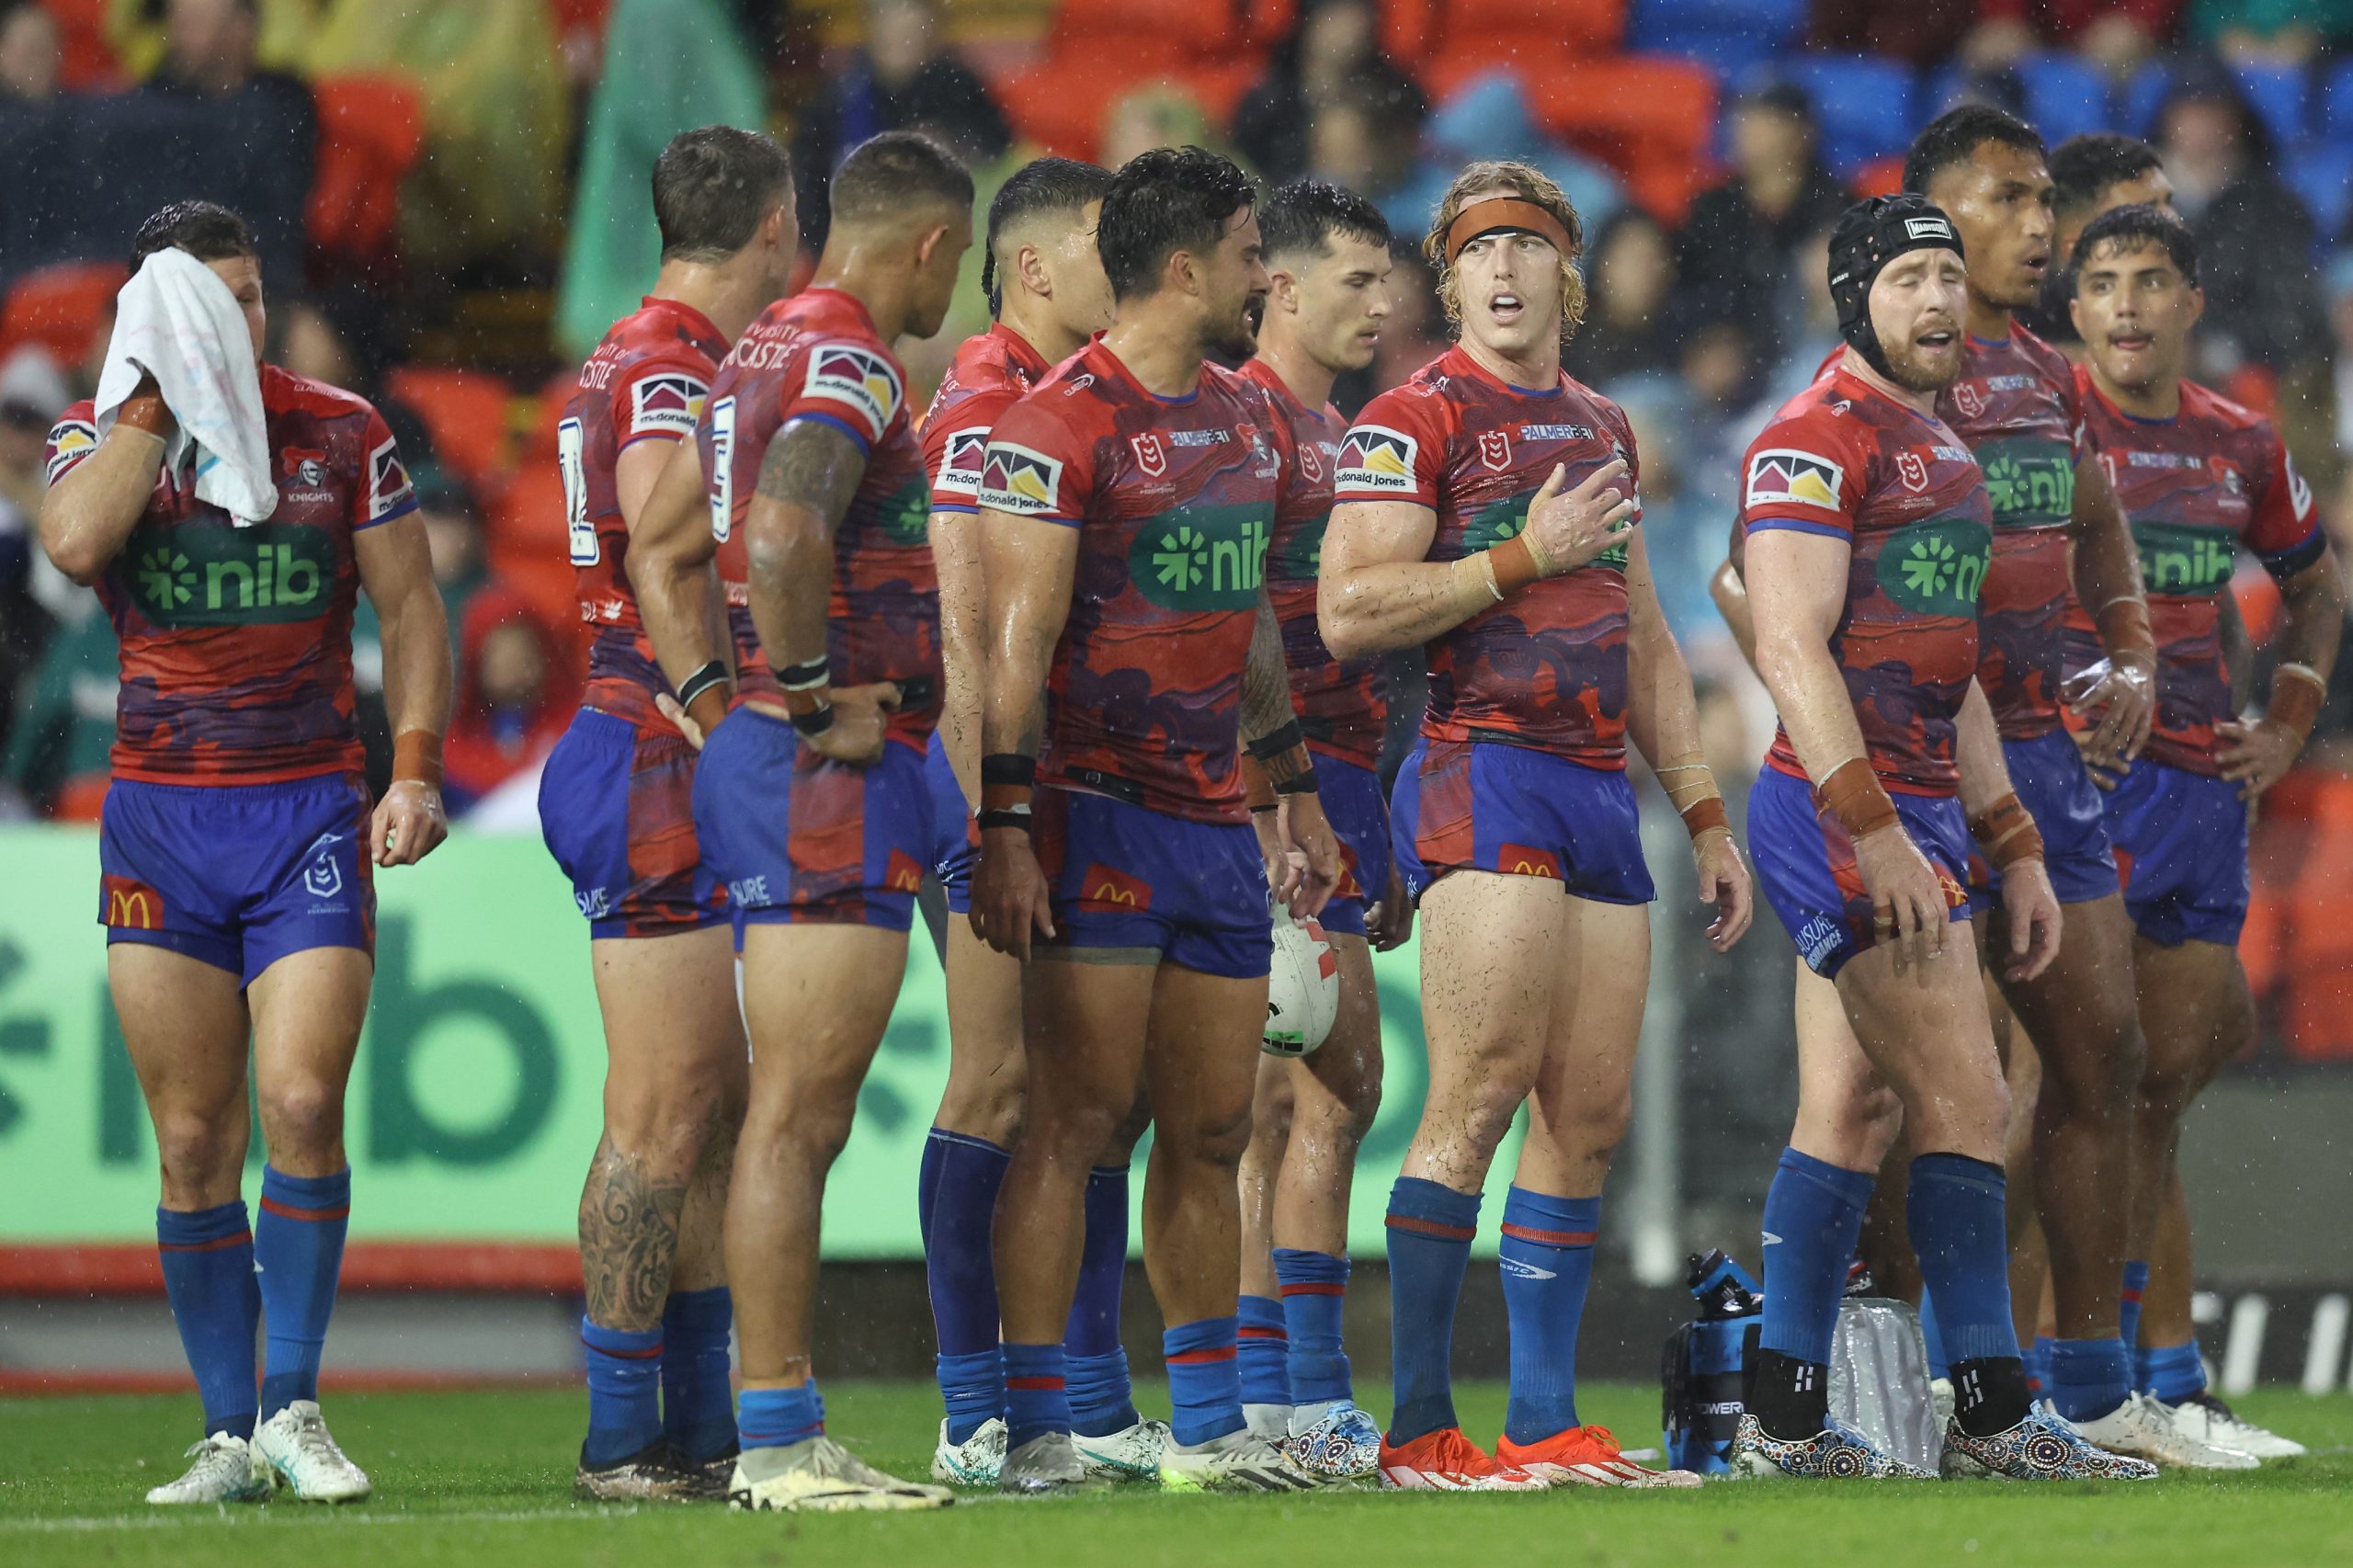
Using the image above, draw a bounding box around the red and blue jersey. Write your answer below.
[47,368,416,784]
[564,295,728,730]
[1737,366,1993,797]
[921,322,1052,517]
[978,335,1300,824]
[1938,324,2086,742]
[2068,371,2323,776]
[698,286,939,742]
[1332,346,1638,767]
[1238,356,1385,768]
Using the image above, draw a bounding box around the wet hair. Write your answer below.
[1903,103,2046,198]
[1259,176,1391,264]
[1097,145,1257,301]
[2050,132,2165,224]
[129,200,256,274]
[2071,202,2199,289]
[827,130,974,231]
[1424,160,1586,346]
[651,126,792,263]
[983,156,1113,316]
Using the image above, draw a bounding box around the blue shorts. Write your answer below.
[99,773,375,985]
[924,731,976,916]
[1749,765,1972,980]
[1316,756,1391,939]
[2104,760,2249,948]
[539,708,726,939]
[1390,737,1655,906]
[690,707,931,932]
[1968,730,2120,915]
[1032,785,1270,980]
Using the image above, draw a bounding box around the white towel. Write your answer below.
[94,248,276,525]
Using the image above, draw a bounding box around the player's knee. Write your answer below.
[608,1080,729,1167]
[153,1108,243,1193]
[259,1075,346,1161]
[1106,1092,1154,1160]
[1848,1082,1904,1165]
[1165,1096,1255,1169]
[2044,1017,2146,1117]
[1026,1092,1125,1170]
[1251,1077,1295,1146]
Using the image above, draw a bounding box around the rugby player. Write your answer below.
[1321,161,1750,1491]
[971,145,1341,1494]
[632,131,972,1511]
[2068,203,2339,1460]
[915,156,1168,1486]
[41,200,450,1504]
[1229,177,1395,1481]
[538,127,794,1499]
[2023,133,2174,347]
[1729,193,2148,1482]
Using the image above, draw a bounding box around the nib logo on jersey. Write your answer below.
[1976,437,2075,528]
[1130,503,1271,611]
[2132,522,2236,597]
[1876,517,1991,618]
[128,523,335,627]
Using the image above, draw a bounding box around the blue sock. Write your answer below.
[2119,1260,2149,1350]
[1004,1342,1071,1449]
[1906,1153,2019,1366]
[1163,1316,1244,1448]
[921,1131,1011,1443]
[1065,1164,1137,1437]
[255,1165,349,1418]
[661,1287,735,1462]
[1384,1177,1481,1445]
[1758,1148,1875,1368]
[736,1380,824,1450]
[581,1318,665,1464]
[1274,1247,1351,1407]
[2048,1336,2131,1421]
[1499,1187,1600,1444]
[1917,1288,1950,1381]
[2141,1342,2207,1403]
[156,1202,260,1439]
[1238,1295,1290,1407]
[2025,1335,2057,1397]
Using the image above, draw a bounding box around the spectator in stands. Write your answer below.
[0,348,67,769]
[2155,71,2328,375]
[1960,2,2182,78]
[412,462,490,653]
[442,585,575,819]
[1674,81,1848,370]
[1571,210,1683,388]
[0,0,59,105]
[1362,70,1624,249]
[791,0,1008,253]
[1230,0,1425,187]
[1808,0,1973,65]
[135,0,315,288]
[1302,70,1422,229]
[1101,85,1230,173]
[2190,0,2353,62]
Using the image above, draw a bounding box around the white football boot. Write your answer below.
[931,1415,1007,1486]
[255,1402,371,1502]
[144,1433,273,1506]
[1074,1416,1171,1482]
[728,1436,952,1512]
[1158,1428,1316,1492]
[2068,1392,2257,1470]
[2164,1392,2304,1460]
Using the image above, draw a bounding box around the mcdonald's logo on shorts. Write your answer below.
[885,848,926,893]
[101,874,165,930]
[1497,843,1562,881]
[1076,862,1153,913]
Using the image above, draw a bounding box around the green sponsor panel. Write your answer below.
[125,522,337,627]
[1975,436,2075,529]
[1464,490,1629,571]
[1876,517,1992,617]
[2133,520,2236,597]
[0,829,1525,1255]
[1128,503,1272,610]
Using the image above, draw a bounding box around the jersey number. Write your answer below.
[558,417,595,564]
[708,395,737,542]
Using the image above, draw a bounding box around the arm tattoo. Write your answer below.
[1239,587,1297,743]
[756,417,867,531]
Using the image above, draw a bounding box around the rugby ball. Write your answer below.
[1263,909,1338,1057]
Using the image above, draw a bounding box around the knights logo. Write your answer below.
[1131,432,1167,477]
[1478,430,1512,472]
[282,447,329,487]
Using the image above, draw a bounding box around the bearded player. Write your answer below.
[1320,162,1750,1492]
[42,200,449,1504]
[537,128,795,1498]
[971,145,1342,1495]
[631,131,972,1511]
[915,156,1167,1486]
[2068,203,2339,1460]
[1228,178,1396,1480]
[1726,193,2148,1482]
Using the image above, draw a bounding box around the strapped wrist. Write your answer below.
[1968,790,2044,869]
[2268,664,2327,742]
[392,729,444,789]
[1818,756,1899,839]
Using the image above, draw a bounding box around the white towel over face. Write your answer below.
[94,248,277,526]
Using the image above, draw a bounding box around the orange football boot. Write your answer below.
[1495,1426,1703,1488]
[1376,1426,1544,1492]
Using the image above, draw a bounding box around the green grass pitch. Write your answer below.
[4,1382,2348,1567]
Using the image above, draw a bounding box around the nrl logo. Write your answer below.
[1952,381,1985,419]
[1478,430,1512,472]
[1896,451,1930,494]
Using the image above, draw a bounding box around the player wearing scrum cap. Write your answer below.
[1320,161,1749,1492]
[1731,194,2149,1483]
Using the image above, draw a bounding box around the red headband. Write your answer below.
[1444,198,1574,265]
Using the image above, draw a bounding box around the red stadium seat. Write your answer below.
[1050,0,1236,56]
[1241,0,1296,50]
[307,74,426,270]
[994,38,1193,161]
[1529,56,1717,223]
[1432,0,1626,55]
[383,365,517,494]
[41,0,121,91]
[1383,0,1439,61]
[0,261,127,365]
